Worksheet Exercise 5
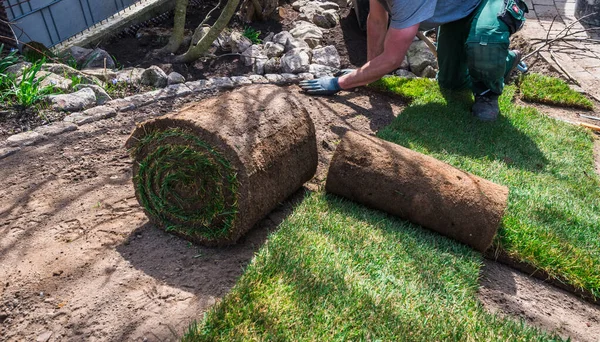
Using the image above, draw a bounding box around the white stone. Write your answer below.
[230,76,253,86]
[285,37,310,52]
[249,75,269,84]
[281,49,311,73]
[264,42,285,58]
[290,21,323,48]
[34,122,78,136]
[242,45,265,66]
[272,31,294,46]
[312,45,341,68]
[6,131,46,147]
[407,40,437,76]
[64,106,117,125]
[298,72,315,80]
[48,88,96,112]
[73,84,112,105]
[140,65,168,88]
[282,73,299,83]
[230,31,253,53]
[309,63,339,77]
[264,58,281,74]
[211,77,235,89]
[167,72,186,85]
[265,74,286,84]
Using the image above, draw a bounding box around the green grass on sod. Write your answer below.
[372,77,600,299]
[519,73,594,110]
[184,193,562,341]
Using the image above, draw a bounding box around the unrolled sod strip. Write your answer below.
[126,85,318,245]
[326,131,509,252]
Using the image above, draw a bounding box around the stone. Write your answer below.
[395,69,417,78]
[48,88,96,112]
[64,106,117,125]
[254,56,266,75]
[421,65,437,78]
[0,147,20,160]
[191,26,211,46]
[34,71,72,91]
[298,72,315,80]
[185,79,214,92]
[80,68,118,83]
[312,45,341,68]
[73,84,112,105]
[81,48,116,70]
[34,122,78,136]
[5,62,31,76]
[292,0,308,11]
[311,8,339,29]
[140,66,168,88]
[285,37,310,52]
[265,74,286,84]
[106,98,136,112]
[68,46,93,65]
[290,21,323,48]
[115,68,145,84]
[399,56,409,70]
[272,31,294,46]
[263,32,275,43]
[264,58,281,74]
[282,73,299,83]
[6,131,46,147]
[328,0,349,8]
[230,31,253,53]
[242,45,265,66]
[214,30,232,51]
[264,42,285,58]
[123,92,157,108]
[211,77,235,89]
[153,83,192,100]
[36,330,52,342]
[167,72,186,85]
[318,1,340,11]
[249,75,269,84]
[323,9,340,26]
[230,76,253,86]
[281,49,311,73]
[309,63,339,77]
[407,40,437,76]
[42,64,101,85]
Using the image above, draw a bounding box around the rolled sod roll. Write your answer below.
[326,132,509,252]
[126,85,318,245]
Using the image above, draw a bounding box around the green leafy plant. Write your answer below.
[5,59,58,109]
[0,44,19,74]
[242,26,262,44]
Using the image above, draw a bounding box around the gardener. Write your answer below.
[300,0,527,121]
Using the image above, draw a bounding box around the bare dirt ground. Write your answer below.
[1,86,599,341]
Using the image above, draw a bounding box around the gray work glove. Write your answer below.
[299,77,341,95]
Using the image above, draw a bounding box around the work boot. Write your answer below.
[472,92,500,122]
[505,49,522,78]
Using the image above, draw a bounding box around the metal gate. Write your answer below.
[2,0,141,47]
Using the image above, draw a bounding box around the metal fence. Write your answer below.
[2,0,141,47]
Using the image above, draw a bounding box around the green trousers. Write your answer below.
[436,0,520,95]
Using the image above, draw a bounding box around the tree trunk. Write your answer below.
[160,0,189,54]
[175,0,240,63]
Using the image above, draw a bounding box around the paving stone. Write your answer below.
[185,79,215,92]
[48,88,96,112]
[534,4,559,18]
[34,122,78,136]
[282,73,300,83]
[106,98,136,112]
[123,92,157,108]
[6,131,47,147]
[298,73,315,80]
[0,147,20,160]
[211,77,235,89]
[249,75,269,84]
[153,84,192,100]
[265,74,286,84]
[230,76,253,86]
[64,106,117,125]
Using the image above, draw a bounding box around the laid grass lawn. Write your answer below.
[373,77,600,299]
[184,193,561,341]
[182,76,598,340]
[519,73,594,110]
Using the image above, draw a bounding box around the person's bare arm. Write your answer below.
[338,24,418,90]
[367,0,389,61]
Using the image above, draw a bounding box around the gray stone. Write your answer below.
[106,98,136,112]
[318,1,341,10]
[214,30,232,51]
[230,76,253,86]
[323,9,340,26]
[421,65,437,78]
[264,42,285,58]
[167,72,186,85]
[285,37,310,52]
[153,83,192,100]
[140,66,168,88]
[185,79,214,92]
[399,56,409,70]
[36,330,52,342]
[309,63,339,77]
[263,32,275,43]
[211,77,234,89]
[81,48,116,70]
[42,64,101,85]
[407,40,436,76]
[115,68,145,84]
[34,71,72,91]
[5,62,31,76]
[123,92,157,108]
[254,57,266,75]
[34,122,78,136]
[48,88,96,112]
[0,147,20,160]
[6,131,46,147]
[281,49,311,73]
[264,58,281,74]
[395,69,417,78]
[68,46,93,66]
[298,72,315,80]
[282,73,300,83]
[328,0,349,8]
[249,75,269,84]
[312,45,341,68]
[290,22,323,48]
[272,31,294,46]
[265,74,286,84]
[80,68,118,83]
[311,9,339,29]
[241,45,265,66]
[230,31,253,53]
[292,0,308,11]
[64,106,117,125]
[73,84,112,105]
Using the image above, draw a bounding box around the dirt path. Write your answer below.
[1,86,598,341]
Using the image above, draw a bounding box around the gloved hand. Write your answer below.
[299,77,341,95]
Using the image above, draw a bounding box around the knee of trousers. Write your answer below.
[466,41,509,84]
